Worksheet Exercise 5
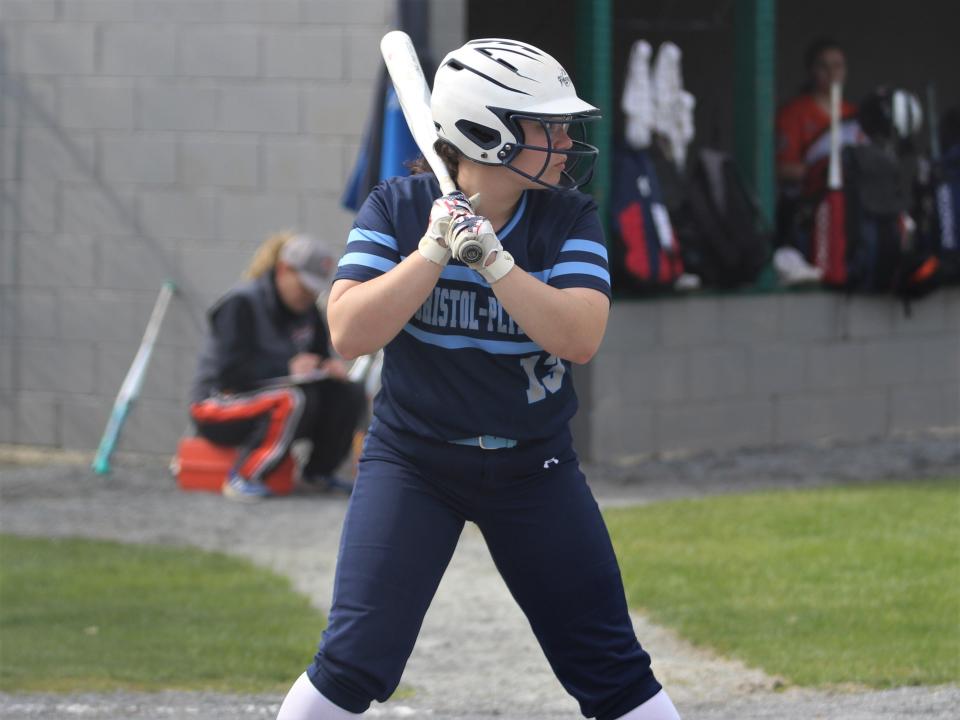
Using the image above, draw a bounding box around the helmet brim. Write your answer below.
[513,96,600,118]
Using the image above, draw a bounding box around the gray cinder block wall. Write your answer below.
[0,0,401,453]
[1,1,957,463]
[582,290,960,463]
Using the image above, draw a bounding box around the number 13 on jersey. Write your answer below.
[520,354,566,404]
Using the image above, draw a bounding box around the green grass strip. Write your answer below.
[0,535,325,692]
[605,478,960,688]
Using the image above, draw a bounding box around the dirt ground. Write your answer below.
[0,431,958,719]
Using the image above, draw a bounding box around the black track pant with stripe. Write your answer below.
[190,379,367,483]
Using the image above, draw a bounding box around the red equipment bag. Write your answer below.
[170,436,295,495]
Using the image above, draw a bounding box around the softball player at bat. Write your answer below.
[276,39,680,720]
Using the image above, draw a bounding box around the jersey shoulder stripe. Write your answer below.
[339,252,397,274]
[558,250,610,273]
[348,227,399,252]
[560,238,607,259]
[335,176,432,284]
[550,261,611,282]
[548,235,611,295]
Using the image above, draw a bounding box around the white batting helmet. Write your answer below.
[859,86,924,141]
[431,38,601,190]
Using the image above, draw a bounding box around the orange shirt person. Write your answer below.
[776,38,863,198]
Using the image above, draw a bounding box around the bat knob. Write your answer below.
[459,240,484,265]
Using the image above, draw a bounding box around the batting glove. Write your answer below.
[419,191,474,266]
[447,214,515,284]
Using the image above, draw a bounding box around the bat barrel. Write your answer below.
[380,30,456,196]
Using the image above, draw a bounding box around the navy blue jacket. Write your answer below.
[191,272,329,402]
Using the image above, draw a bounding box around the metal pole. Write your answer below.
[576,0,614,240]
[734,0,776,225]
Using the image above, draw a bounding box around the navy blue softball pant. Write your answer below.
[305,419,662,719]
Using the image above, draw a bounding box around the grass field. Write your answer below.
[606,478,960,688]
[2,480,957,694]
[0,535,325,692]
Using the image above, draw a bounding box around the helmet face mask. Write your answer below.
[493,111,600,190]
[431,38,602,191]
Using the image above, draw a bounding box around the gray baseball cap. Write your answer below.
[279,234,336,295]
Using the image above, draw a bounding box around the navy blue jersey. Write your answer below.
[335,173,610,442]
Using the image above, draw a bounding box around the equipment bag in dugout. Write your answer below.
[610,145,684,293]
[671,148,771,289]
[930,144,960,283]
[816,143,942,300]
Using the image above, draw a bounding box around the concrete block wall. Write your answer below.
[0,0,399,453]
[583,290,960,463]
[1,2,955,463]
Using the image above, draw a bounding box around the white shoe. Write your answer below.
[673,272,701,291]
[774,246,823,286]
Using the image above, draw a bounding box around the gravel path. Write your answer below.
[1,432,958,720]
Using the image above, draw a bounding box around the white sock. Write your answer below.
[613,689,681,720]
[276,672,362,719]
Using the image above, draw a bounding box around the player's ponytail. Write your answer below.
[408,139,461,181]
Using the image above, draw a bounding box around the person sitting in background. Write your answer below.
[775,37,865,250]
[189,232,367,501]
